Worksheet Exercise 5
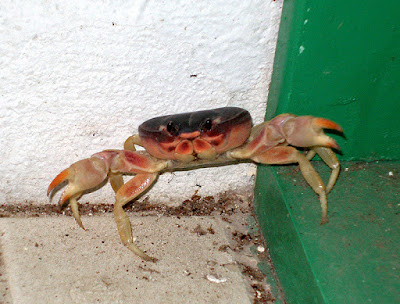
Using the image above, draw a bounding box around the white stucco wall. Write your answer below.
[0,0,282,205]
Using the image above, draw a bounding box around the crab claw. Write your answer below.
[47,168,70,198]
[283,116,343,149]
[48,157,109,229]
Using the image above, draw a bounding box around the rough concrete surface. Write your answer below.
[0,201,274,304]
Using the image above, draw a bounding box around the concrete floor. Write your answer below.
[0,198,275,304]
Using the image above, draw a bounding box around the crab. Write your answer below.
[48,107,343,261]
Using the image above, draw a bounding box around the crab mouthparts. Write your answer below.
[174,137,215,160]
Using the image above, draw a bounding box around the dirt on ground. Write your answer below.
[0,191,282,303]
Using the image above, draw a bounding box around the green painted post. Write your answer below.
[256,1,400,303]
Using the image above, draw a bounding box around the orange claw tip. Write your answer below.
[47,168,71,196]
[325,138,341,151]
[313,118,344,133]
[58,191,71,208]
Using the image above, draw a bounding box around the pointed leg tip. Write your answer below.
[69,198,86,230]
[143,256,158,263]
[126,242,158,262]
[77,222,86,231]
[74,215,86,230]
[320,217,329,225]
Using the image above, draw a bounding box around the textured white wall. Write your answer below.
[0,0,282,205]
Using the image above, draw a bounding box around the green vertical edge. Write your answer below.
[257,2,326,301]
[255,166,325,304]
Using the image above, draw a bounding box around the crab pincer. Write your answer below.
[47,157,110,229]
[48,150,167,261]
[229,114,343,225]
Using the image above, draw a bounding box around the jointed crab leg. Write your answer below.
[251,146,329,224]
[113,173,159,262]
[109,135,143,192]
[124,134,142,151]
[306,147,340,193]
[69,195,84,229]
[109,173,125,193]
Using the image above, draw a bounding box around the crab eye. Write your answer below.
[201,118,213,132]
[166,121,179,136]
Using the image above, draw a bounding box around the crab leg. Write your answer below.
[251,146,329,224]
[109,135,143,192]
[109,173,125,193]
[113,173,159,262]
[308,147,340,193]
[124,134,142,151]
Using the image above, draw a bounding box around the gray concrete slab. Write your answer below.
[0,214,269,304]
